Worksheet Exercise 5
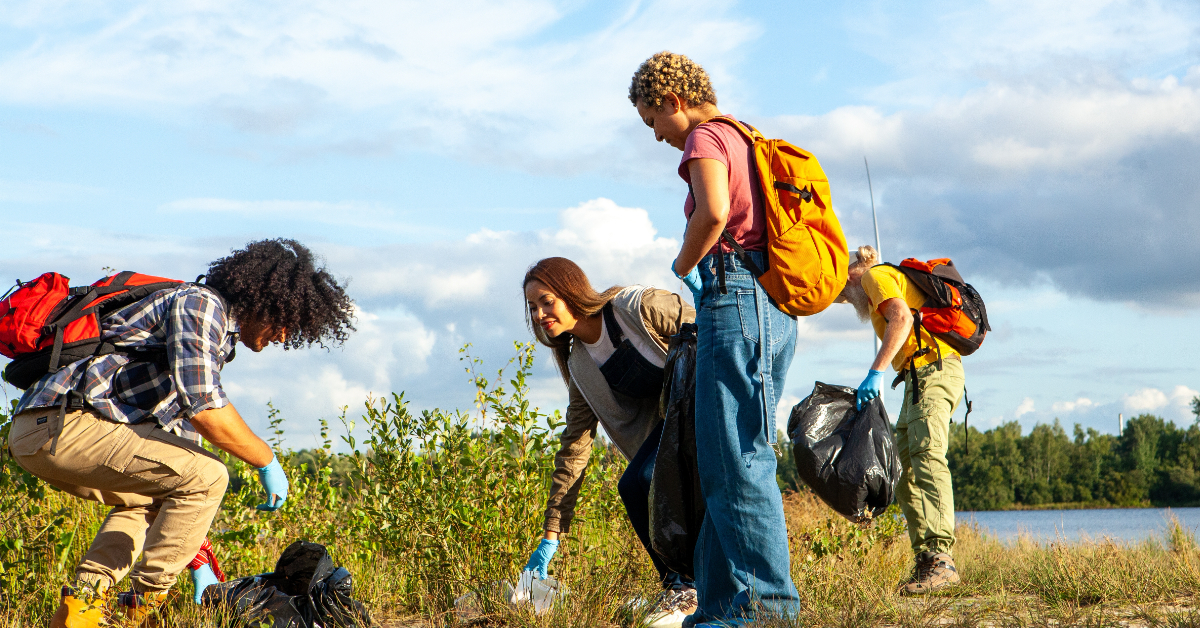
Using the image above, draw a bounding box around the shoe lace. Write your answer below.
[655,589,696,613]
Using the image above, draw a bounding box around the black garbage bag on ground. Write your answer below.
[649,323,705,579]
[787,381,901,523]
[202,540,374,627]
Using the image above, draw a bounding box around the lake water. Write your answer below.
[957,507,1200,544]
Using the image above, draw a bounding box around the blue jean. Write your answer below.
[618,420,694,591]
[685,251,801,627]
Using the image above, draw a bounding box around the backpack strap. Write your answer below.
[601,302,624,349]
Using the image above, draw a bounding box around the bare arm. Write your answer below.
[872,298,913,372]
[190,403,274,468]
[672,158,730,275]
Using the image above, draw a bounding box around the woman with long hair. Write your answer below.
[628,51,802,626]
[522,256,696,627]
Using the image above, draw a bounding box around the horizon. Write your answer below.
[2,0,1198,449]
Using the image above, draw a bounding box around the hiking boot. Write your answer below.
[644,587,698,628]
[900,551,960,595]
[50,584,108,628]
[113,590,171,628]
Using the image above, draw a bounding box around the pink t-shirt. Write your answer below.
[678,116,767,255]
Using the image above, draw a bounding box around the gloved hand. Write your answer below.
[672,260,703,310]
[856,369,885,410]
[256,455,289,511]
[190,564,219,604]
[523,538,559,580]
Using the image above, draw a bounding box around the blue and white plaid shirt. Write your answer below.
[16,284,237,440]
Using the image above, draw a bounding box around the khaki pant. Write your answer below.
[895,358,964,556]
[8,408,228,593]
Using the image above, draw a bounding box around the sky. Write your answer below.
[1,0,1198,448]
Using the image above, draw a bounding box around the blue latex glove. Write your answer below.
[671,260,703,310]
[256,455,289,511]
[523,538,559,580]
[191,564,219,604]
[857,370,885,410]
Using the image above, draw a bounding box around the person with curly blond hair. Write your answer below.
[629,51,802,627]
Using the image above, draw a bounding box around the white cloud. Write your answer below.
[1122,385,1200,414]
[1052,397,1096,414]
[0,0,755,169]
[1015,397,1035,418]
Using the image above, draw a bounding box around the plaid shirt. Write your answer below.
[16,285,237,440]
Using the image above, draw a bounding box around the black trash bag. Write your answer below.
[787,382,901,523]
[649,323,705,579]
[202,540,374,628]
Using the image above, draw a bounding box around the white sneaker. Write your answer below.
[644,588,698,628]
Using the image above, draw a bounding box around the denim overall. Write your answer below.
[601,303,694,591]
[685,250,801,627]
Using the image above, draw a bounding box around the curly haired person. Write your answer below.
[629,51,802,627]
[7,239,355,627]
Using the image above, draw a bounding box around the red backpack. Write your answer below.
[0,271,186,389]
[886,258,990,360]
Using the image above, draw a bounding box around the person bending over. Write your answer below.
[838,245,966,595]
[8,239,355,627]
[523,257,697,627]
[630,51,802,626]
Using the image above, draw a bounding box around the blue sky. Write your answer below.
[2,0,1198,447]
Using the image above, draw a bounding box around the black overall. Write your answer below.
[600,303,692,590]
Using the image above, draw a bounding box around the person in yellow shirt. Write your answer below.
[837,245,965,595]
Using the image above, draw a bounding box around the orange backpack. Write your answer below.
[707,117,848,316]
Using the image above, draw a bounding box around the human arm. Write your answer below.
[672,157,731,276]
[190,404,273,467]
[191,404,287,510]
[872,298,913,372]
[541,379,599,536]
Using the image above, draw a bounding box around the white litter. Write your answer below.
[453,570,563,619]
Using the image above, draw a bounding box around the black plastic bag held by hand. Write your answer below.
[203,540,373,627]
[649,323,705,579]
[787,382,901,523]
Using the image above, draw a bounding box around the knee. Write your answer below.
[191,455,229,497]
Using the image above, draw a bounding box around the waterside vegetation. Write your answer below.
[2,344,1200,626]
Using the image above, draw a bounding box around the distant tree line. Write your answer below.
[948,396,1200,511]
[775,396,1200,512]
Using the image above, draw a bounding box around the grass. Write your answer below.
[4,344,1200,626]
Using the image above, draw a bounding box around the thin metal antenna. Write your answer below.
[865,157,882,265]
[865,156,884,406]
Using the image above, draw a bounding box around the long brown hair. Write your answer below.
[523,257,622,383]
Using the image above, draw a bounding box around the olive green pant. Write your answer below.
[895,358,964,556]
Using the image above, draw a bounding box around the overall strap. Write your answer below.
[601,302,624,349]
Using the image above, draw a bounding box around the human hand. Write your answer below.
[856,370,884,410]
[523,538,559,580]
[256,455,289,511]
[191,564,219,604]
[672,260,703,310]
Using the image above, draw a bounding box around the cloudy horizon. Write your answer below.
[2,0,1197,449]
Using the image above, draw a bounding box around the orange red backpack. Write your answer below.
[885,258,990,359]
[705,117,848,316]
[0,271,189,389]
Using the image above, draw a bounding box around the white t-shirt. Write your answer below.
[581,310,666,369]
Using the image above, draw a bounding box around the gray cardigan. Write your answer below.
[542,285,695,533]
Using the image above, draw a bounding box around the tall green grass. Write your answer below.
[3,343,1200,626]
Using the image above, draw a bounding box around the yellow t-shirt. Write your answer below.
[860,265,960,372]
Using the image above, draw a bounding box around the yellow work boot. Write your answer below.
[113,590,171,628]
[49,584,109,628]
